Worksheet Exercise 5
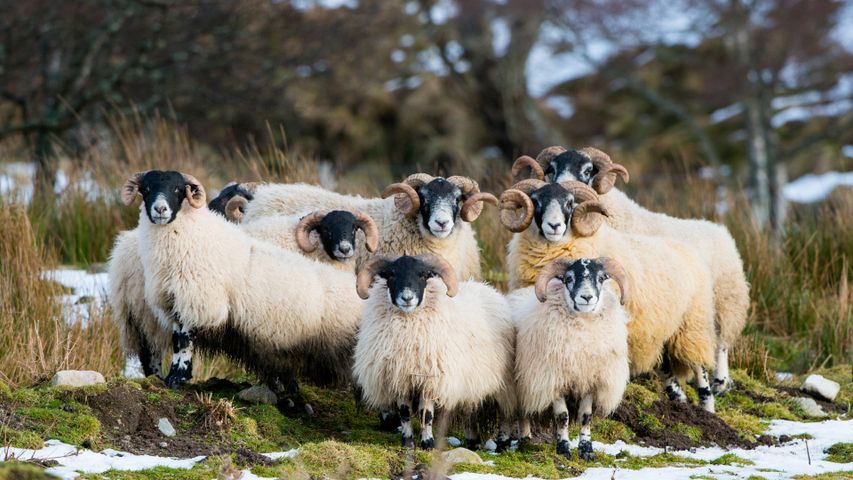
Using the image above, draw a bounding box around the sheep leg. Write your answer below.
[464,421,481,450]
[398,399,415,448]
[518,417,532,445]
[711,346,732,395]
[377,408,400,432]
[695,366,715,413]
[418,397,435,450]
[138,340,163,379]
[552,397,571,458]
[163,320,194,389]
[659,355,687,403]
[577,395,595,461]
[495,419,513,453]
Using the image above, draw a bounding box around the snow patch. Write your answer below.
[782,171,853,203]
[43,268,110,326]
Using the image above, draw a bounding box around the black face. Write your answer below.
[377,256,437,313]
[417,178,463,238]
[547,150,596,185]
[207,183,255,217]
[317,210,359,261]
[529,183,575,241]
[561,258,608,313]
[137,171,192,225]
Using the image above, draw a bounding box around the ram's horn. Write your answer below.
[182,173,206,209]
[403,173,435,189]
[570,201,609,237]
[511,155,545,181]
[121,171,148,206]
[352,210,380,253]
[499,189,534,232]
[598,256,630,305]
[558,180,600,205]
[579,147,630,194]
[382,182,420,217]
[416,253,458,297]
[295,211,328,253]
[355,256,390,300]
[508,178,547,195]
[224,196,249,222]
[535,146,568,171]
[534,257,574,303]
[460,192,498,222]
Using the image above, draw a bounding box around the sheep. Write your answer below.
[499,179,717,413]
[513,147,749,394]
[353,253,517,451]
[512,257,630,460]
[108,182,258,378]
[240,174,498,281]
[120,170,364,395]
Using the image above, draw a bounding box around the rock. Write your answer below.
[238,385,278,405]
[446,436,462,447]
[159,442,168,448]
[775,372,794,382]
[158,418,176,437]
[51,370,105,388]
[442,448,484,465]
[801,374,840,402]
[792,397,827,418]
[484,439,497,452]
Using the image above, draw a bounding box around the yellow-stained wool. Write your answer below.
[506,224,715,378]
[244,183,483,281]
[136,199,363,385]
[511,285,630,416]
[353,280,516,416]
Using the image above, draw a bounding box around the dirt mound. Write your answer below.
[612,399,753,450]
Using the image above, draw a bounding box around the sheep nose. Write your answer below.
[338,244,352,254]
[401,292,415,302]
[580,294,593,302]
[155,205,168,214]
[548,222,562,231]
[436,220,449,228]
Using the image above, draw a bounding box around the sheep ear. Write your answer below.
[546,277,563,297]
[122,171,147,206]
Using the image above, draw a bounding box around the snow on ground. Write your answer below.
[783,171,853,203]
[2,421,848,479]
[43,268,110,326]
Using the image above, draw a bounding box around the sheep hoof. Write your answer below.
[516,436,533,452]
[163,371,188,389]
[402,435,415,448]
[578,440,594,461]
[495,437,512,453]
[465,438,481,451]
[711,377,732,395]
[419,438,435,450]
[377,412,400,432]
[556,439,571,457]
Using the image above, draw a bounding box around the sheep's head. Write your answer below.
[512,146,629,194]
[207,182,261,223]
[356,254,458,312]
[382,174,498,239]
[534,257,630,311]
[295,209,380,262]
[499,179,608,240]
[122,170,206,225]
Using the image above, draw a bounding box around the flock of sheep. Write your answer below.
[108,146,749,459]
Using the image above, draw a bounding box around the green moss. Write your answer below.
[78,456,225,480]
[793,473,853,480]
[9,387,41,406]
[746,476,768,480]
[291,441,399,478]
[718,410,765,441]
[18,406,100,446]
[1,428,44,449]
[593,418,635,443]
[624,383,658,409]
[731,369,776,397]
[615,451,707,469]
[791,433,814,440]
[825,443,853,463]
[637,413,663,432]
[0,380,11,399]
[450,446,562,479]
[689,476,716,480]
[0,462,53,479]
[710,453,754,465]
[672,422,703,443]
[755,401,797,420]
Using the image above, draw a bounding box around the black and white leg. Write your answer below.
[138,340,163,378]
[419,398,435,450]
[495,419,513,453]
[553,397,571,458]
[659,357,687,403]
[398,399,415,448]
[518,417,532,447]
[712,345,732,395]
[378,408,400,432]
[464,421,481,451]
[695,366,715,413]
[163,320,194,389]
[577,395,595,461]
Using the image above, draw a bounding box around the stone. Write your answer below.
[51,370,105,388]
[442,448,484,465]
[159,442,168,448]
[158,418,176,437]
[237,385,278,405]
[801,374,840,402]
[792,397,827,418]
[484,439,497,452]
[446,436,462,447]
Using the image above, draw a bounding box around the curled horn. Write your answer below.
[382,173,434,218]
[508,178,547,195]
[461,192,498,222]
[121,171,148,206]
[534,258,573,303]
[356,256,390,300]
[416,253,458,297]
[295,210,328,253]
[559,180,600,205]
[224,196,249,223]
[597,256,630,305]
[499,189,534,232]
[579,147,630,194]
[404,173,435,189]
[182,173,206,209]
[570,201,609,237]
[352,209,380,252]
[511,155,545,181]
[535,146,568,173]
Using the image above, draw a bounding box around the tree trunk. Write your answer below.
[33,129,57,200]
